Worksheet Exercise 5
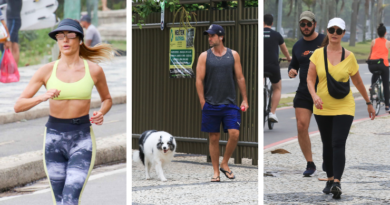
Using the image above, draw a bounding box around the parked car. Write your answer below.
[341,32,359,42]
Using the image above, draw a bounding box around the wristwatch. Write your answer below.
[6,37,10,41]
[366,101,372,105]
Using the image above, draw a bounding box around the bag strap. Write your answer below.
[324,46,329,74]
[323,46,345,74]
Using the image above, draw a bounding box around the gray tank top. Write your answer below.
[204,47,236,105]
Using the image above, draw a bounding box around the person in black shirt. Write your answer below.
[264,14,291,122]
[288,11,325,177]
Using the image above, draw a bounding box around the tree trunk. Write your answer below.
[312,0,316,11]
[297,0,303,39]
[371,0,375,39]
[329,0,335,19]
[293,0,297,38]
[350,0,358,46]
[275,0,278,30]
[377,0,383,26]
[363,0,369,42]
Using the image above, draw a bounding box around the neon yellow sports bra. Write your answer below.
[46,60,94,100]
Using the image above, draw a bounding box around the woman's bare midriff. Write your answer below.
[49,99,91,119]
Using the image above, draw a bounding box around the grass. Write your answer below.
[109,40,127,51]
[279,38,373,60]
[277,96,295,108]
[15,29,127,67]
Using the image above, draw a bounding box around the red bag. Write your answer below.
[0,49,20,83]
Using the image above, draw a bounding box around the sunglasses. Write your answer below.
[55,32,77,40]
[328,27,344,35]
[300,22,313,28]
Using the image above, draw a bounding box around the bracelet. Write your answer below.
[366,101,372,105]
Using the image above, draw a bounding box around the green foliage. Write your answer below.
[18,28,56,66]
[132,0,258,28]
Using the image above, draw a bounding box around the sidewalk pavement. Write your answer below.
[281,84,370,99]
[0,133,126,191]
[132,153,258,205]
[264,115,390,204]
[0,57,126,124]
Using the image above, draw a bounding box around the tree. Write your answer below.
[377,0,383,26]
[329,0,335,19]
[349,0,359,46]
[371,0,375,39]
[363,0,369,42]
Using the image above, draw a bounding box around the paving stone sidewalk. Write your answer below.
[264,115,390,204]
[132,154,258,205]
[0,57,126,114]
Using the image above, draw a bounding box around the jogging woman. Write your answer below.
[368,23,390,113]
[307,18,375,199]
[14,19,114,205]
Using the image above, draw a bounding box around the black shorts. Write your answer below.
[264,64,281,84]
[7,18,21,43]
[293,92,314,112]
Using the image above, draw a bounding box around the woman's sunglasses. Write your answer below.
[55,32,77,40]
[328,27,344,35]
[300,22,313,28]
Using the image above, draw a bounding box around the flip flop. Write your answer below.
[211,176,220,182]
[220,168,235,179]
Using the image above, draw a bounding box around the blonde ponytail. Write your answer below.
[58,42,117,63]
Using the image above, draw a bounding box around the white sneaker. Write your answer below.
[268,112,279,123]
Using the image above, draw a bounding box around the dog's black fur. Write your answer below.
[138,130,157,165]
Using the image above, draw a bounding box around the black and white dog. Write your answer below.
[133,130,177,181]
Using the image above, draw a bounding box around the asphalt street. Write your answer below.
[0,104,126,157]
[0,168,126,205]
[264,63,385,146]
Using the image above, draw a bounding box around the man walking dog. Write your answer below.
[196,24,249,182]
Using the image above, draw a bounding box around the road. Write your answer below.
[0,168,126,205]
[0,104,126,157]
[264,63,384,147]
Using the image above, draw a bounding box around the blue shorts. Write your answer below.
[7,18,21,43]
[201,102,241,133]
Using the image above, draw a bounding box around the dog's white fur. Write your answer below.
[133,131,176,181]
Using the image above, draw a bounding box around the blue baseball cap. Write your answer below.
[48,19,84,41]
[203,24,225,36]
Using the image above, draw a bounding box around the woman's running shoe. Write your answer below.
[322,180,333,194]
[331,182,342,199]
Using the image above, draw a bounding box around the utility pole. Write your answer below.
[277,0,283,33]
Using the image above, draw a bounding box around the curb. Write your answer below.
[0,95,126,125]
[0,134,126,191]
[264,113,387,153]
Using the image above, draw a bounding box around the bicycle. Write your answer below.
[264,58,287,130]
[369,69,390,115]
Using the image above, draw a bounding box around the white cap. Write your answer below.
[327,18,345,30]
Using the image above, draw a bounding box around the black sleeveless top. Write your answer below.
[204,47,236,105]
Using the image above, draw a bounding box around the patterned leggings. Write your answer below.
[43,115,96,205]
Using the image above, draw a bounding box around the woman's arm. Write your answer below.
[14,65,59,113]
[351,71,375,119]
[307,61,323,110]
[91,64,112,125]
[351,71,370,103]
